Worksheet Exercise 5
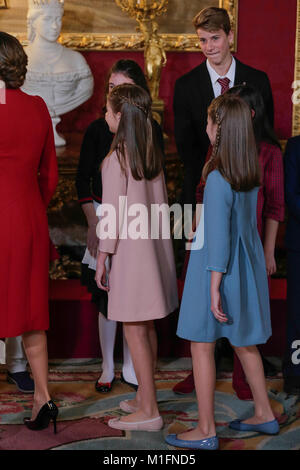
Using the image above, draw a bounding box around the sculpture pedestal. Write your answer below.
[52,116,66,147]
[152,98,165,127]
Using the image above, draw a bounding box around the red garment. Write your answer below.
[256,141,285,238]
[217,77,230,94]
[0,89,58,337]
[49,238,59,261]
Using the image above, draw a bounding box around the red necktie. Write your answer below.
[217,77,230,94]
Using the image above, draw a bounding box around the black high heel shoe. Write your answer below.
[24,400,58,433]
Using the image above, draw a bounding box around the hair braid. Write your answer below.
[212,111,221,159]
[120,95,149,116]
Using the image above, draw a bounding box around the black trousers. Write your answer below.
[282,250,300,378]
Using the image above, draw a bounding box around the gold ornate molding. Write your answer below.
[15,0,238,52]
[0,0,8,9]
[293,0,300,136]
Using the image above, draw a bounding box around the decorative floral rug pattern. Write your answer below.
[0,359,299,450]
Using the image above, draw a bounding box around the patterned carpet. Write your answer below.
[0,358,299,450]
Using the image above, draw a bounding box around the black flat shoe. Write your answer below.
[120,373,138,391]
[284,377,300,396]
[261,355,278,377]
[95,377,115,393]
[24,400,58,433]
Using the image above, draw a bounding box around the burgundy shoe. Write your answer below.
[173,372,195,394]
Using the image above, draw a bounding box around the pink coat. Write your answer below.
[99,151,178,322]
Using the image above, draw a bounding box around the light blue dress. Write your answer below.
[177,170,271,347]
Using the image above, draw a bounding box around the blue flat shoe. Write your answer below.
[229,418,279,435]
[165,434,219,450]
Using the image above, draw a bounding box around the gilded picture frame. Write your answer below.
[4,0,238,51]
[293,0,300,135]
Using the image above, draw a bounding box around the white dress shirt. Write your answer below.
[206,56,236,97]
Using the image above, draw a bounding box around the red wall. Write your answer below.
[59,0,297,140]
[235,0,297,139]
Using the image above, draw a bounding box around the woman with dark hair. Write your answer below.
[0,32,58,431]
[76,60,164,393]
[230,84,279,148]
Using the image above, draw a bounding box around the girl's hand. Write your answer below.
[211,289,228,323]
[264,249,277,276]
[95,259,109,291]
[87,225,99,259]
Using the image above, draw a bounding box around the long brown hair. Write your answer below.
[108,83,163,181]
[202,94,260,191]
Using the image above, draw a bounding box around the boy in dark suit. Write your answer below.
[174,6,273,207]
[282,136,300,395]
[174,6,275,394]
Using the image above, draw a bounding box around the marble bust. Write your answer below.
[22,0,94,146]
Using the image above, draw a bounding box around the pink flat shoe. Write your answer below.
[119,399,139,413]
[108,415,163,432]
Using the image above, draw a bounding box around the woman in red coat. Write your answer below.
[0,33,59,431]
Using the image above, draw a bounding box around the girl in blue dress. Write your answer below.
[166,93,279,450]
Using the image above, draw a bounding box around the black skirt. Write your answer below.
[81,263,108,317]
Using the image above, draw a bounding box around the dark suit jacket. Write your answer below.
[174,58,274,205]
[284,136,300,251]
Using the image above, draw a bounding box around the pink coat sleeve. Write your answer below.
[98,152,128,254]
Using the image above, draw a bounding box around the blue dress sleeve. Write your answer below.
[204,170,233,273]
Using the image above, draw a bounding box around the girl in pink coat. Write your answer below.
[95,84,178,432]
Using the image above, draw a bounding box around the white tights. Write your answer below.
[98,312,138,385]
